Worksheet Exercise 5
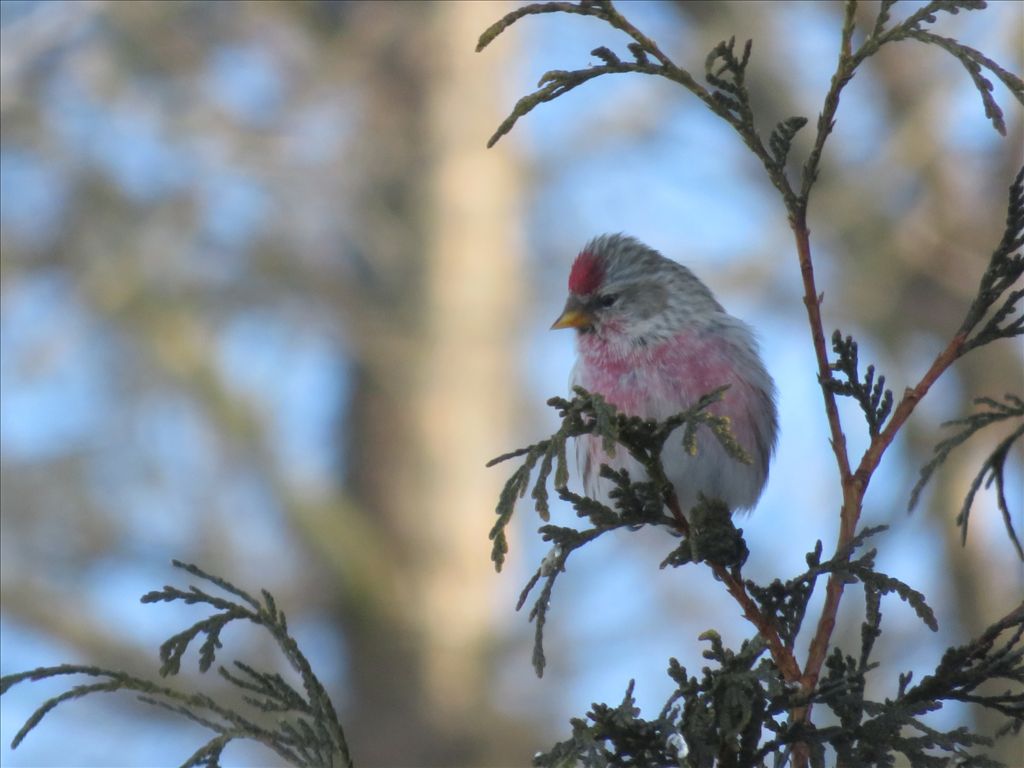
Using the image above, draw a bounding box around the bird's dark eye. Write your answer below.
[596,293,618,308]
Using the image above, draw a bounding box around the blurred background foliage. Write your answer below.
[0,1,1020,766]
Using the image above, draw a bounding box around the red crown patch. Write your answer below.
[568,250,604,295]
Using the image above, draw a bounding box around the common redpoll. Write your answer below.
[552,233,777,515]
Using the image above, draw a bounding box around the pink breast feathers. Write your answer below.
[568,250,605,295]
[671,339,757,450]
[580,329,758,449]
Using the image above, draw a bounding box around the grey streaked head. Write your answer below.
[551,233,725,341]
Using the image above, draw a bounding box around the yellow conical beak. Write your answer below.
[551,298,594,330]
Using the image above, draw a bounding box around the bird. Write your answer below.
[551,233,777,517]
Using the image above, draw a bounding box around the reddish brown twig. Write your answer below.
[665,493,804,684]
[790,216,859,700]
[789,216,973,767]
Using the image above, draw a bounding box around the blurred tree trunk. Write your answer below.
[1,1,532,764]
[330,3,525,764]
